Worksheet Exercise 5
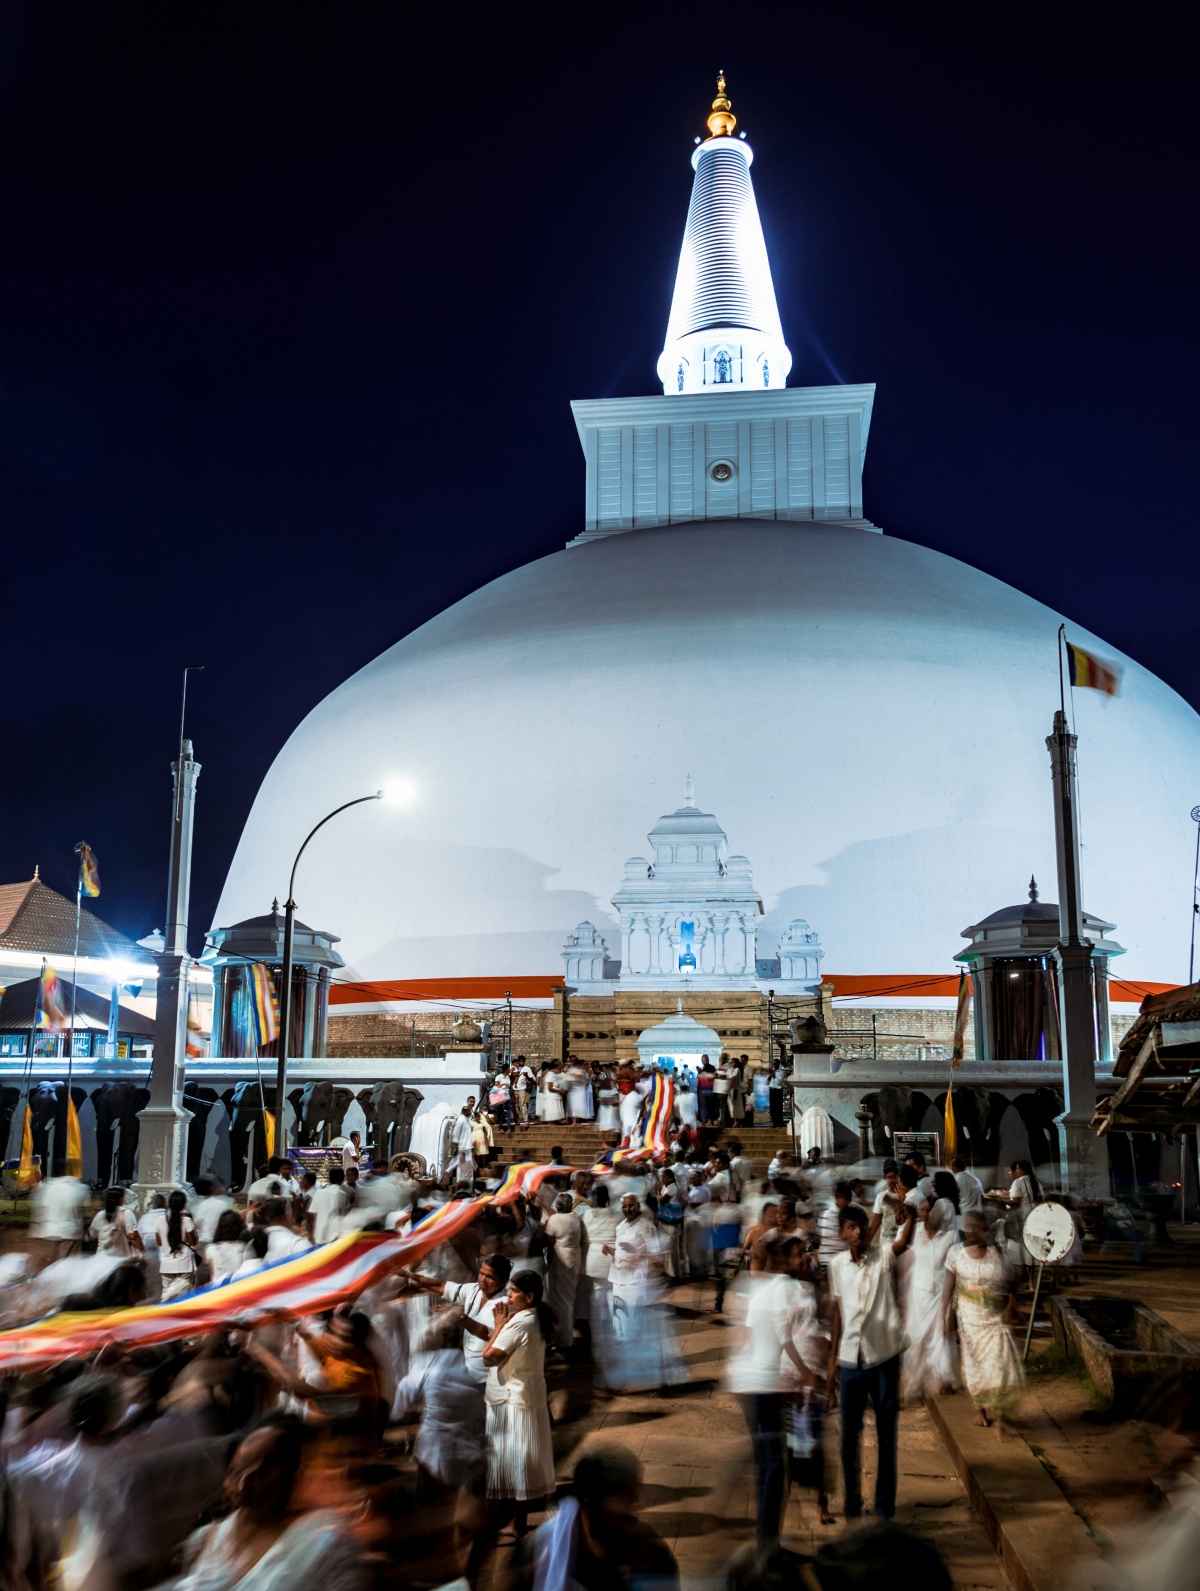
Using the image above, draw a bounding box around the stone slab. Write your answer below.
[926,1392,1118,1591]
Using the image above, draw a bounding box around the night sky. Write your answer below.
[2,4,1195,953]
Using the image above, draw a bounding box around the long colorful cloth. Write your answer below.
[0,1111,678,1372]
[0,1201,481,1372]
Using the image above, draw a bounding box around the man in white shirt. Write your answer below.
[402,1254,512,1384]
[342,1130,363,1172]
[190,1179,233,1244]
[827,1201,915,1519]
[308,1167,351,1243]
[726,1234,820,1540]
[261,1195,312,1261]
[950,1156,985,1219]
[725,1140,755,1202]
[817,1181,854,1267]
[247,1158,293,1206]
[904,1150,936,1201]
[449,1099,476,1182]
[30,1175,90,1265]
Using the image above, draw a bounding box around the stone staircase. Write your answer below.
[488,1120,797,1171]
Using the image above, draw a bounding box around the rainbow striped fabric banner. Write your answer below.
[1066,640,1121,697]
[248,963,279,1049]
[0,1205,480,1372]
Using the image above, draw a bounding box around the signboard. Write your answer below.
[892,1130,940,1167]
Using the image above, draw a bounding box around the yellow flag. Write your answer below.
[14,1105,38,1188]
[943,1084,958,1162]
[951,971,972,1067]
[65,1096,83,1179]
[262,1109,276,1160]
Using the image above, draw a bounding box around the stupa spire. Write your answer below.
[657,73,792,397]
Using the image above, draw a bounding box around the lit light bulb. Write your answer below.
[380,777,418,807]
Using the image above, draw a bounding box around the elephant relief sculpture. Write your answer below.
[25,1082,90,1176]
[1011,1087,1064,1170]
[221,1081,278,1188]
[323,1086,358,1142]
[288,1080,338,1146]
[858,1086,937,1158]
[92,1081,151,1184]
[933,1086,1004,1169]
[367,1082,424,1162]
[181,1084,220,1184]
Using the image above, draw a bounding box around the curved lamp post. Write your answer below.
[274,792,383,1145]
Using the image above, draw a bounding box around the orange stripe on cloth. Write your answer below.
[823,974,1179,1004]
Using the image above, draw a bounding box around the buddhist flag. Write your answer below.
[248,964,279,1049]
[1066,641,1121,697]
[951,971,972,1068]
[943,1084,958,1161]
[36,961,70,1032]
[13,1106,38,1188]
[185,990,207,1058]
[76,842,101,898]
[65,1096,83,1179]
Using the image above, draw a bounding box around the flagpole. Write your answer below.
[67,856,84,1096]
[1057,624,1067,721]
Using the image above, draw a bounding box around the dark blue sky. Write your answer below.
[2,3,1195,951]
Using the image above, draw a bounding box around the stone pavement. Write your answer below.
[512,1282,1007,1591]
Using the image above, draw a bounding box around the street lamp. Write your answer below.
[274,790,388,1146]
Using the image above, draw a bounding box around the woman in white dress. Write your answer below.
[153,1190,200,1300]
[675,1072,698,1131]
[901,1171,960,1401]
[538,1064,566,1125]
[942,1209,1024,1429]
[543,1192,584,1347]
[208,1209,249,1284]
[467,1270,556,1575]
[579,1185,620,1382]
[564,1060,592,1125]
[998,1158,1043,1278]
[595,1070,621,1133]
[88,1187,144,1261]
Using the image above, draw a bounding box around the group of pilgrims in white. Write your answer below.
[0,1059,1047,1589]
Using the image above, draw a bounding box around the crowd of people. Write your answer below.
[0,1080,1051,1590]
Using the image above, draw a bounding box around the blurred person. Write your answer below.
[470,1109,495,1168]
[867,1161,903,1247]
[942,1210,1023,1430]
[294,1171,318,1228]
[826,1202,915,1520]
[342,1130,363,1173]
[393,1308,486,1501]
[29,1170,90,1266]
[744,1200,779,1272]
[902,1172,960,1401]
[768,1058,787,1129]
[696,1057,718,1126]
[465,1271,557,1577]
[712,1056,733,1126]
[89,1185,144,1261]
[595,1068,621,1133]
[244,1307,384,1428]
[728,1233,827,1541]
[166,1414,363,1591]
[248,1158,293,1206]
[402,1253,512,1385]
[674,1070,697,1132]
[539,1064,568,1125]
[579,1184,620,1384]
[564,1057,592,1124]
[137,1192,168,1299]
[543,1192,584,1347]
[502,1445,678,1591]
[569,1170,594,1208]
[261,1196,311,1260]
[489,1067,513,1133]
[949,1156,985,1220]
[153,1190,200,1300]
[233,1228,271,1280]
[208,1209,249,1284]
[606,1195,688,1393]
[904,1150,935,1200]
[308,1165,351,1244]
[191,1178,235,1244]
[817,1182,854,1270]
[450,1100,476,1180]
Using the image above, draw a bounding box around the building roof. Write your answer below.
[0,876,147,962]
[0,975,155,1035]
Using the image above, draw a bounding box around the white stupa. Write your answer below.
[214,77,1200,997]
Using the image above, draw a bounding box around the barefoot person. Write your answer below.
[941,1210,1024,1430]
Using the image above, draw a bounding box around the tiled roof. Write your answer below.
[0,878,146,961]
[0,975,155,1035]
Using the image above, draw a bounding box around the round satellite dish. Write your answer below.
[1021,1202,1076,1264]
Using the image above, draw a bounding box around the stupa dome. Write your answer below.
[214,516,1200,987]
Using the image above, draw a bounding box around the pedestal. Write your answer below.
[133,1098,194,1206]
[1056,1113,1109,1200]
